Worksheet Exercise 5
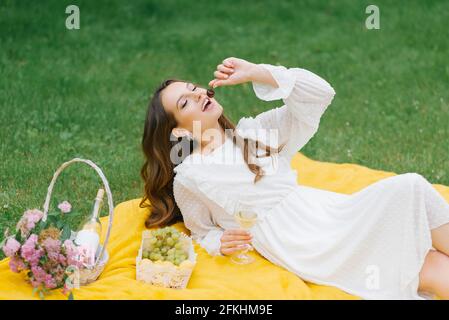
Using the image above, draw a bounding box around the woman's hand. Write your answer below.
[208,57,257,89]
[219,229,253,256]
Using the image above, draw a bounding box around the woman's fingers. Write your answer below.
[221,240,252,249]
[222,230,252,241]
[220,248,234,255]
[210,80,229,88]
[225,229,251,236]
[223,58,235,68]
[221,244,249,255]
[217,64,234,74]
[208,79,218,88]
[210,57,253,89]
[221,245,248,255]
[214,70,230,80]
[220,227,254,256]
[209,78,228,88]
[209,64,235,88]
[221,234,252,242]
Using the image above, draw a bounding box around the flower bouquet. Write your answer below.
[0,158,115,299]
[1,206,86,298]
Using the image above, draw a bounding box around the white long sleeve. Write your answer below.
[173,177,224,256]
[238,63,336,161]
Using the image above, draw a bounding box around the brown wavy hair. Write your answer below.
[139,79,286,228]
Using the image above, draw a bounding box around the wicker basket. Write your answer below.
[42,158,114,286]
[136,230,197,289]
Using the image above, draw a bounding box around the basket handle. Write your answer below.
[42,158,114,268]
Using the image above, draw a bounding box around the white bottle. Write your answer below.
[74,188,104,267]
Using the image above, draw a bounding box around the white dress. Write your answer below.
[172,63,449,300]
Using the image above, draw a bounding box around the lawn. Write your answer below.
[1,0,448,256]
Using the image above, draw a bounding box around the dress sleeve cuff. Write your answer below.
[251,63,297,101]
[197,229,224,256]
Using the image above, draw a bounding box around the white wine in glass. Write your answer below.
[231,203,258,265]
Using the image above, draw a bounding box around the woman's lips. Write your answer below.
[202,99,214,112]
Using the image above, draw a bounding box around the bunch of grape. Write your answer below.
[142,226,189,266]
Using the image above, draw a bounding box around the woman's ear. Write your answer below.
[172,127,191,139]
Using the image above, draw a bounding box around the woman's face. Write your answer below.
[161,81,223,137]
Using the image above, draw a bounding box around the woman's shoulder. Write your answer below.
[173,153,211,187]
[236,114,261,129]
[173,152,204,174]
[235,115,263,141]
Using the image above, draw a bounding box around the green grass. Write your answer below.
[1,0,448,256]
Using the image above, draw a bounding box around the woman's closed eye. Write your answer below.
[181,85,197,109]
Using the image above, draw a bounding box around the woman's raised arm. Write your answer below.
[239,63,336,161]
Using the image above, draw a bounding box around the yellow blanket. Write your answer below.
[1,153,448,300]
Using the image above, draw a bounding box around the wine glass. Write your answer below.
[230,201,259,265]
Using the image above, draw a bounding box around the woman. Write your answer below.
[140,56,449,299]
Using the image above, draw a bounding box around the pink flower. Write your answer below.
[21,234,43,265]
[30,265,56,289]
[58,253,67,265]
[63,240,84,268]
[16,209,44,237]
[42,238,61,262]
[26,209,43,224]
[77,245,96,267]
[2,237,21,257]
[9,256,26,273]
[44,275,57,289]
[57,201,72,214]
[30,278,41,288]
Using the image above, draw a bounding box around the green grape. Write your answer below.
[161,247,168,254]
[142,252,149,259]
[153,253,162,260]
[172,233,180,240]
[166,237,174,246]
[149,253,157,261]
[149,238,157,245]
[155,240,162,247]
[174,243,182,250]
